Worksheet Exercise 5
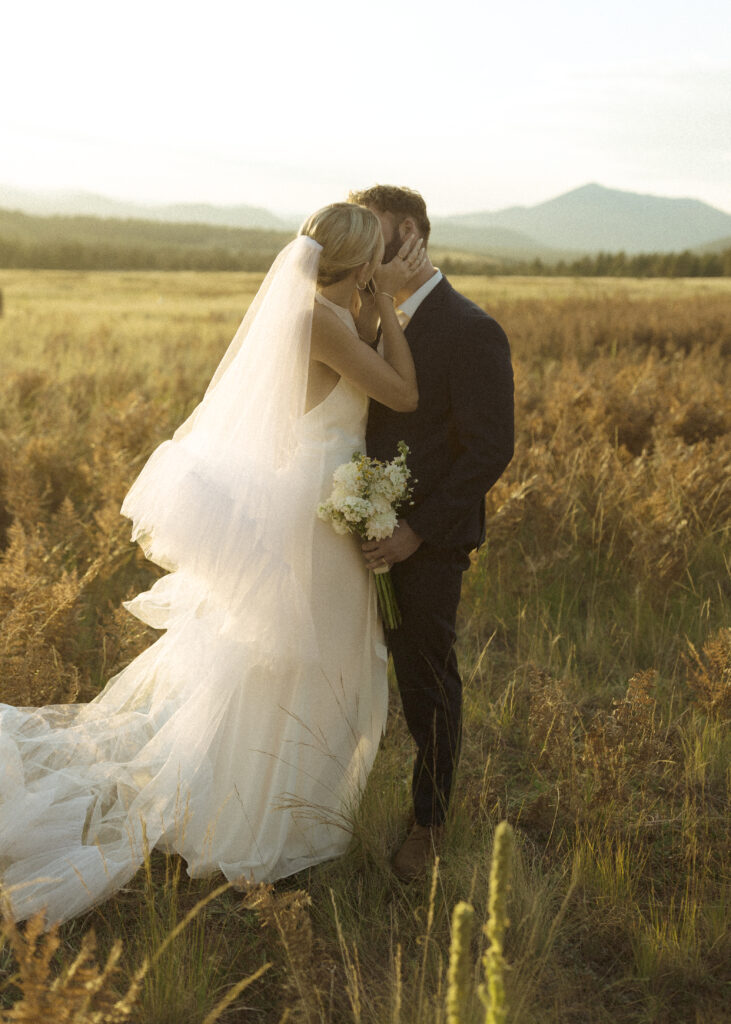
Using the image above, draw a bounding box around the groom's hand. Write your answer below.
[362,520,422,569]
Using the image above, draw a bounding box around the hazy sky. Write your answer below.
[2,0,729,215]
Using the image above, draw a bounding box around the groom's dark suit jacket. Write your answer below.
[366,276,514,552]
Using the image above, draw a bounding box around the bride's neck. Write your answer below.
[319,276,356,310]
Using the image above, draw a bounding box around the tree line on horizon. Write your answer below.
[0,206,729,277]
[439,248,731,278]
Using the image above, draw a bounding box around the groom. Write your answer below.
[349,185,514,881]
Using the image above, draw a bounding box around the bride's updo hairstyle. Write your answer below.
[299,203,382,287]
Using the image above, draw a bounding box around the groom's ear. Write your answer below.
[398,217,417,241]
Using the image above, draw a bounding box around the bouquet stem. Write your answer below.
[373,566,401,630]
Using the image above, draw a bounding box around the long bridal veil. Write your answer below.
[121,234,324,651]
[0,235,356,925]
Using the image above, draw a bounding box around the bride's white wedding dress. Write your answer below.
[0,240,388,926]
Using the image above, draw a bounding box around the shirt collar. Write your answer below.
[397,269,443,320]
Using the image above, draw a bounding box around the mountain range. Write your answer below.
[1,183,730,258]
[434,184,731,255]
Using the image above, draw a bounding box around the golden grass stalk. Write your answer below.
[392,942,403,1024]
[0,911,142,1023]
[416,855,440,1019]
[242,880,319,1020]
[446,901,475,1024]
[200,961,271,1024]
[0,877,271,1023]
[331,889,363,1024]
[479,821,515,1024]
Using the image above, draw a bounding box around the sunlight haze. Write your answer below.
[2,0,729,214]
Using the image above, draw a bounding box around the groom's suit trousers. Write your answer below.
[389,543,472,826]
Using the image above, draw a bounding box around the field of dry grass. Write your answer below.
[0,270,729,1022]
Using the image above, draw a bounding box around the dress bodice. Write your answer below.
[298,292,368,453]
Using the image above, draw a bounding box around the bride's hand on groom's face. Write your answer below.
[373,235,426,295]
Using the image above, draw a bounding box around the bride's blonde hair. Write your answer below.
[299,203,382,287]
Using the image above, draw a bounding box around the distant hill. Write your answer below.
[0,207,292,248]
[429,220,574,261]
[450,184,731,254]
[0,185,293,231]
[0,207,293,271]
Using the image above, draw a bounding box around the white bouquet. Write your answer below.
[318,441,413,629]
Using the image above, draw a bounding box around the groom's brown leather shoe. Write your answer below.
[392,822,444,882]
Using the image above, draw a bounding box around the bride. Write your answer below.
[0,203,425,925]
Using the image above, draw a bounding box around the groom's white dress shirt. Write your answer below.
[396,269,443,326]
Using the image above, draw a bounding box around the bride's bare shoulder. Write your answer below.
[311,302,356,351]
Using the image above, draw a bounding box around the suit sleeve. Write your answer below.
[406,314,514,547]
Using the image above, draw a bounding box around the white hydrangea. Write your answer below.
[317,500,335,522]
[372,464,409,503]
[328,483,350,508]
[333,460,361,490]
[369,493,393,517]
[372,475,399,503]
[386,464,408,490]
[338,496,374,523]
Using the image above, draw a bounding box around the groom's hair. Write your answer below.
[348,185,431,245]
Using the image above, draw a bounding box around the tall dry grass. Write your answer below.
[0,270,729,1022]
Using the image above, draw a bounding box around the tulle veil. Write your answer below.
[120,233,325,654]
